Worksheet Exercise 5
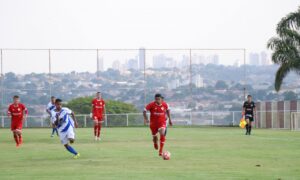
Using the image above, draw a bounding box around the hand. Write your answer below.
[89,113,93,118]
[144,118,149,125]
[169,120,173,127]
[74,121,79,128]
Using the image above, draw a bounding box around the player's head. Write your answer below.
[96,92,102,99]
[55,98,63,110]
[51,96,56,103]
[154,93,163,105]
[247,95,252,102]
[13,95,20,104]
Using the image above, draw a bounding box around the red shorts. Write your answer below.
[11,122,23,131]
[150,122,166,135]
[93,115,104,122]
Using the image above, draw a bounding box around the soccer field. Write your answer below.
[0,127,300,180]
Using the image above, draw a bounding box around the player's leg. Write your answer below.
[97,120,102,140]
[150,125,158,150]
[93,117,98,140]
[68,130,80,158]
[62,130,80,158]
[64,143,80,157]
[51,124,57,137]
[55,127,59,136]
[245,117,250,135]
[158,127,166,156]
[248,118,254,135]
[16,129,23,145]
[11,123,22,147]
[12,130,20,146]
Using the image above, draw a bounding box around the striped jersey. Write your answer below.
[51,107,74,133]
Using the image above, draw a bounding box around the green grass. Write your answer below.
[0,127,300,180]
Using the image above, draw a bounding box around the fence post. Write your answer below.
[232,112,235,126]
[189,111,192,125]
[105,114,108,127]
[211,112,214,125]
[84,115,87,128]
[25,118,28,128]
[1,116,4,128]
[41,117,43,127]
[126,114,129,127]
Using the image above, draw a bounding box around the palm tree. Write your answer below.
[267,7,300,92]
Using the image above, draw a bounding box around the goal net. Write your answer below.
[291,112,300,131]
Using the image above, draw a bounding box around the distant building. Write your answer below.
[209,54,219,65]
[153,54,175,69]
[127,58,138,70]
[168,79,180,89]
[112,60,121,71]
[139,48,145,70]
[249,53,260,65]
[192,74,205,88]
[97,57,104,71]
[234,59,242,67]
[260,51,269,65]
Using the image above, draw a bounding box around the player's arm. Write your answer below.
[143,109,149,125]
[166,109,172,126]
[143,103,152,125]
[90,101,94,118]
[242,102,246,115]
[253,103,257,117]
[103,105,106,121]
[71,112,79,128]
[23,106,28,121]
[46,108,51,115]
[7,107,12,119]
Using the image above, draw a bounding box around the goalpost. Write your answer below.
[291,112,300,131]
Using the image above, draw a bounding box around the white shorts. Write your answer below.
[59,127,75,145]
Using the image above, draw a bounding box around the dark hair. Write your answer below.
[96,92,101,94]
[55,99,62,103]
[13,95,19,99]
[247,95,252,98]
[51,96,56,99]
[155,93,162,98]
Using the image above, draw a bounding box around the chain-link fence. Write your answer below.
[0,110,246,128]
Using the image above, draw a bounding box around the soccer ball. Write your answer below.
[162,151,171,160]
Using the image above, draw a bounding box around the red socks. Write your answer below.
[94,125,97,136]
[14,134,19,145]
[94,124,102,137]
[18,134,22,144]
[159,135,166,153]
[97,124,101,138]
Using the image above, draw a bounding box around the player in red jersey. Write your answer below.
[7,95,28,147]
[143,93,172,156]
[91,92,106,141]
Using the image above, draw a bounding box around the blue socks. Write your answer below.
[65,145,78,155]
[52,128,58,135]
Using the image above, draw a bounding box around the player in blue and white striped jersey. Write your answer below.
[51,98,80,159]
[46,96,58,137]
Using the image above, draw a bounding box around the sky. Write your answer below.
[0,0,299,73]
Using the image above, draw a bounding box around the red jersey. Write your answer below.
[145,101,169,124]
[8,103,28,123]
[92,98,105,117]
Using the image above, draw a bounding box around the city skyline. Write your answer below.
[0,49,271,74]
